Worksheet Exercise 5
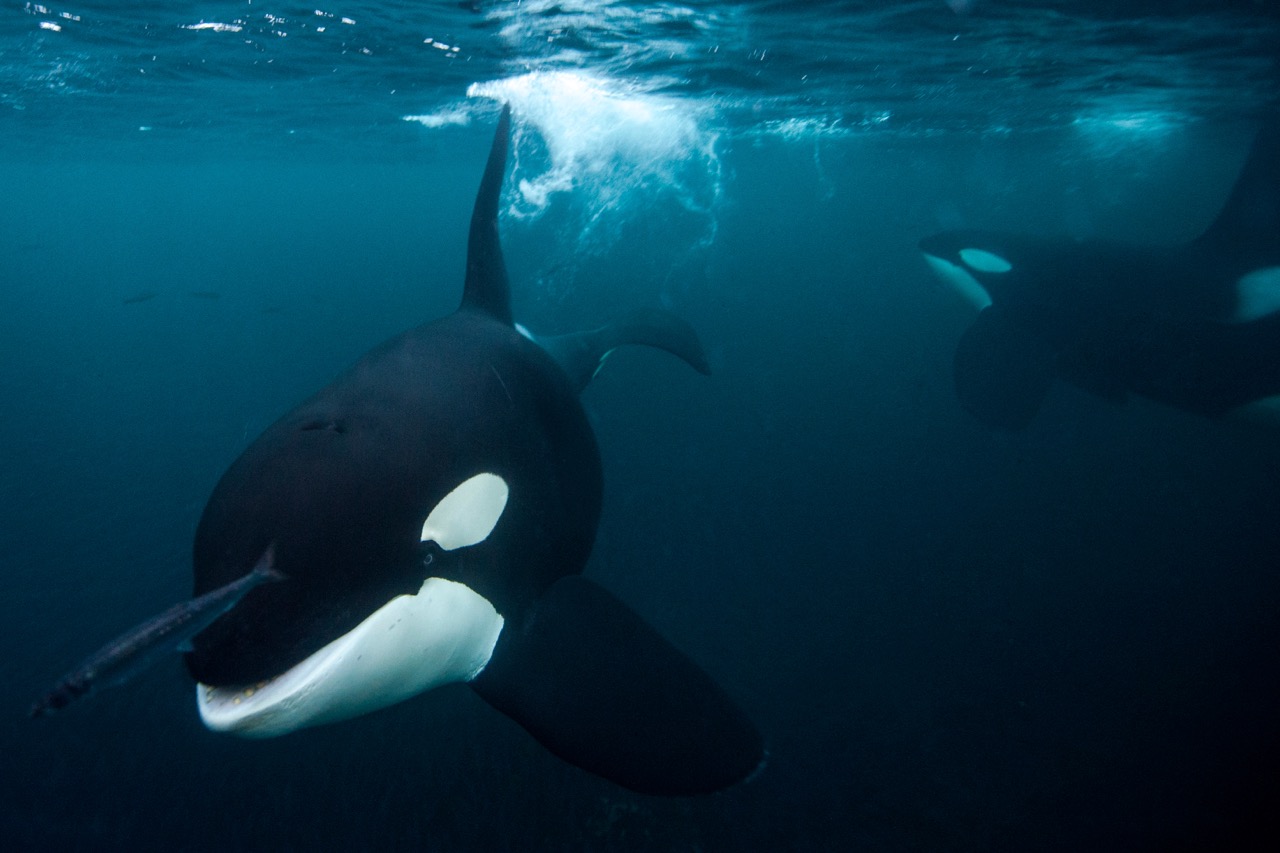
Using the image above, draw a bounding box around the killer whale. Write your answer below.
[185,104,763,794]
[33,105,761,796]
[919,122,1280,429]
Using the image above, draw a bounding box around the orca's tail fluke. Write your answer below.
[1194,120,1280,266]
[528,308,712,393]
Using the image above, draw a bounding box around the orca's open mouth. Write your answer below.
[197,576,504,738]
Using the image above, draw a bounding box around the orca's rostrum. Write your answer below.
[37,105,762,796]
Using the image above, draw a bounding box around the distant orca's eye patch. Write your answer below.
[420,473,510,551]
[959,248,1013,274]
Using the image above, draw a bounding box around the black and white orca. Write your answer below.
[185,105,763,795]
[919,122,1280,430]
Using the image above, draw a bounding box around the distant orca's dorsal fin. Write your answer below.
[522,308,712,394]
[1195,120,1280,265]
[461,104,513,324]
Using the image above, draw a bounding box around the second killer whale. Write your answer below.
[919,122,1280,430]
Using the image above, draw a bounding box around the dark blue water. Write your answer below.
[4,2,1280,850]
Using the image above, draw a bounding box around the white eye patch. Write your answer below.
[960,248,1013,274]
[419,472,510,551]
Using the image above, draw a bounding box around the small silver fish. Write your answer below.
[30,546,283,718]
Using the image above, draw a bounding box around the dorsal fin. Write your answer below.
[1195,120,1280,266]
[461,104,513,324]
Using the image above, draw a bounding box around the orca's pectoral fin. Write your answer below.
[469,575,763,795]
[953,306,1055,430]
[532,308,712,393]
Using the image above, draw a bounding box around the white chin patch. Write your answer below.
[420,472,509,551]
[1233,267,1280,322]
[924,253,993,312]
[197,577,504,738]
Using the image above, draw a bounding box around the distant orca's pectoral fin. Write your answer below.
[468,576,764,796]
[1055,343,1129,405]
[953,306,1055,430]
[528,308,712,393]
[461,103,514,325]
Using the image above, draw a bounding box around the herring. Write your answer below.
[30,546,282,718]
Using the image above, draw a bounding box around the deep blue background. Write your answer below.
[2,119,1279,850]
